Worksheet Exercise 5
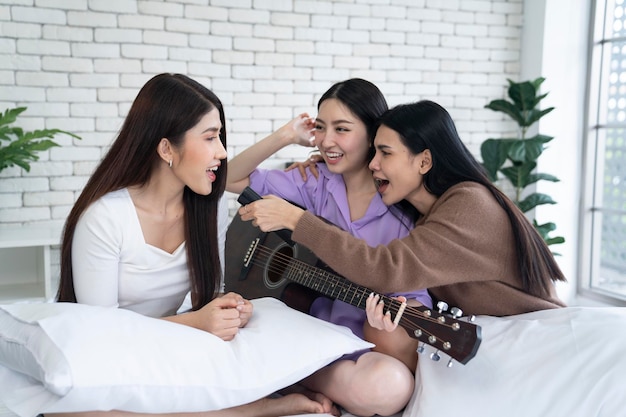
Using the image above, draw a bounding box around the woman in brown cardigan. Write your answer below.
[239,100,566,327]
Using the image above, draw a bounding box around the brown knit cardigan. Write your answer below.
[292,181,566,317]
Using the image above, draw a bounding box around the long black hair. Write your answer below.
[379,100,566,297]
[57,73,227,309]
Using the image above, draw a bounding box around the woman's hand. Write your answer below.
[194,292,253,341]
[285,153,323,181]
[364,294,420,370]
[280,113,316,147]
[223,291,254,328]
[365,293,407,332]
[239,194,305,232]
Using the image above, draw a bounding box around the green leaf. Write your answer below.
[534,91,549,105]
[525,133,553,144]
[533,220,565,248]
[485,99,525,125]
[504,78,553,127]
[530,77,546,92]
[506,135,553,163]
[518,77,549,108]
[0,106,81,173]
[517,192,557,213]
[523,107,555,127]
[480,138,513,180]
[25,139,60,152]
[508,80,538,112]
[527,172,560,185]
[533,220,556,234]
[506,140,528,162]
[22,128,81,141]
[0,127,23,142]
[545,236,565,246]
[0,107,27,128]
[13,159,32,171]
[500,161,536,189]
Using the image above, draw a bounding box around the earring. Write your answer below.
[169,160,172,168]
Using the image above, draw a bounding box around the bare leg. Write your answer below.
[46,393,334,417]
[218,393,336,417]
[279,384,340,416]
[300,352,415,416]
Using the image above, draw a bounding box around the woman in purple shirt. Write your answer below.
[227,79,431,416]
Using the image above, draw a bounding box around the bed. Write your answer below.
[1,298,625,417]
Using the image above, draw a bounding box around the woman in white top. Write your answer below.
[55,73,336,416]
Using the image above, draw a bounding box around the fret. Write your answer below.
[327,278,338,298]
[285,256,400,319]
[348,283,358,307]
[335,283,348,302]
[317,270,331,294]
[286,260,300,285]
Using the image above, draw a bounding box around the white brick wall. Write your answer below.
[0,0,523,234]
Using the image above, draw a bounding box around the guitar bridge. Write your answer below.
[244,238,260,268]
[238,238,260,281]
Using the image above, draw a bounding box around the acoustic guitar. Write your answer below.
[224,206,482,366]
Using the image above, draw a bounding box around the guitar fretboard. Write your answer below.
[289,257,401,311]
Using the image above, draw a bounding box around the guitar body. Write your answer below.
[225,213,324,313]
[225,215,420,368]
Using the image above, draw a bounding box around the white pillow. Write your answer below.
[403,307,626,417]
[0,297,372,417]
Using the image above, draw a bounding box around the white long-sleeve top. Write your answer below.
[71,188,229,318]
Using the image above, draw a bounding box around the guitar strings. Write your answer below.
[250,243,439,325]
[246,242,463,350]
[248,244,450,347]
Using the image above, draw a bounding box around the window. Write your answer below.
[583,0,626,303]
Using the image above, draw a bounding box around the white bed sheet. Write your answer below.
[2,306,625,417]
[404,306,626,417]
[286,306,626,417]
[0,402,16,417]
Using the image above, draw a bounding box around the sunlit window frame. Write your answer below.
[580,0,626,305]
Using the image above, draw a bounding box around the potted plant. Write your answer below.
[0,107,81,173]
[480,77,565,249]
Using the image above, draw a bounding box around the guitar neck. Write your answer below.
[285,255,400,314]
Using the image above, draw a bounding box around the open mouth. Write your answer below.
[206,166,218,180]
[324,151,344,161]
[375,178,389,192]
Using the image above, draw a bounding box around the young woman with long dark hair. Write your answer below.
[55,73,336,416]
[228,79,431,416]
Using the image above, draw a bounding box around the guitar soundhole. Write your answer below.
[263,241,296,289]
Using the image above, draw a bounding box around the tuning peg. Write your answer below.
[450,307,463,318]
[469,315,476,322]
[447,359,454,368]
[416,343,425,354]
[436,301,448,313]
[430,351,441,362]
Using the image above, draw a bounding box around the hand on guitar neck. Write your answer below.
[363,303,420,372]
[285,283,420,371]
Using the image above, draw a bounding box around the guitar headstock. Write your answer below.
[388,298,481,366]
